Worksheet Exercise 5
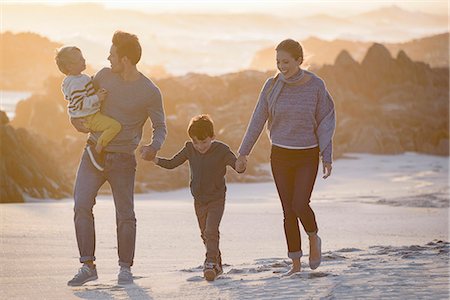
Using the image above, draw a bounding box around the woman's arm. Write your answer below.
[315,82,336,165]
[224,147,245,173]
[238,78,273,156]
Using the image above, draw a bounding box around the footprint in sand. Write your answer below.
[288,272,331,279]
[186,276,204,282]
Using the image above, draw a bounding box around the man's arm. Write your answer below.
[141,88,167,161]
[148,88,167,150]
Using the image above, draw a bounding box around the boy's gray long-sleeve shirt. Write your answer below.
[156,141,239,203]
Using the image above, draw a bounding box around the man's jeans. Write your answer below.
[194,198,225,264]
[73,147,137,267]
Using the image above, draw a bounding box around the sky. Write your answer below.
[2,0,449,16]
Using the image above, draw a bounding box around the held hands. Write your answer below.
[96,88,108,102]
[322,161,332,179]
[140,144,157,161]
[235,155,248,173]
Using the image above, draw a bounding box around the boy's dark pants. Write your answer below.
[194,198,225,266]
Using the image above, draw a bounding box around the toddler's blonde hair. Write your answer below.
[55,46,81,75]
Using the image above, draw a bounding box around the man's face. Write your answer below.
[108,45,124,73]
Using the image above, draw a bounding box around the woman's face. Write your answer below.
[276,50,301,79]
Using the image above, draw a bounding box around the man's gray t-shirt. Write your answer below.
[91,68,167,153]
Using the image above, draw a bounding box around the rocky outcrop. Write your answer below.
[0,111,72,203]
[9,44,449,194]
[319,44,448,156]
[0,32,62,90]
[335,50,358,67]
[250,33,449,71]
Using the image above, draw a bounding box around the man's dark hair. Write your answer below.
[112,31,142,65]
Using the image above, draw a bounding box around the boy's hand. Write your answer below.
[140,145,157,161]
[96,88,107,102]
[236,155,248,173]
[70,117,90,133]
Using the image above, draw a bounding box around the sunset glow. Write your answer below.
[1,1,448,299]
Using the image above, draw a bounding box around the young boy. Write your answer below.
[55,46,121,171]
[153,114,245,281]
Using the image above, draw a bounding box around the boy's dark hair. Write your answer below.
[276,38,303,65]
[112,31,142,65]
[188,114,214,140]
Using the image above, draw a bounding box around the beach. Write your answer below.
[1,153,449,299]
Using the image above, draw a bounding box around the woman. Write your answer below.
[237,39,335,275]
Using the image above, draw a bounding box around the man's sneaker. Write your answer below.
[86,145,104,171]
[203,262,222,281]
[118,266,133,285]
[67,264,98,286]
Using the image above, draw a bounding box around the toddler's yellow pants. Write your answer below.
[84,112,122,147]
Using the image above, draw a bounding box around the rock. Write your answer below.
[0,110,9,125]
[397,50,413,65]
[362,43,393,67]
[335,50,358,67]
[0,31,62,90]
[8,43,449,193]
[0,121,72,203]
[250,33,449,71]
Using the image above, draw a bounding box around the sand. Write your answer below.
[1,153,449,299]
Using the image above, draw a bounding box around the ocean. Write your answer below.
[0,90,33,120]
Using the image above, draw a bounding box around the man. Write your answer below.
[67,31,166,286]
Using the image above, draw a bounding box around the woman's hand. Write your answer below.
[322,161,332,179]
[236,155,248,173]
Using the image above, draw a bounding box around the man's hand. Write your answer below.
[235,155,248,173]
[96,88,108,102]
[70,117,90,133]
[322,161,332,179]
[140,145,157,161]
